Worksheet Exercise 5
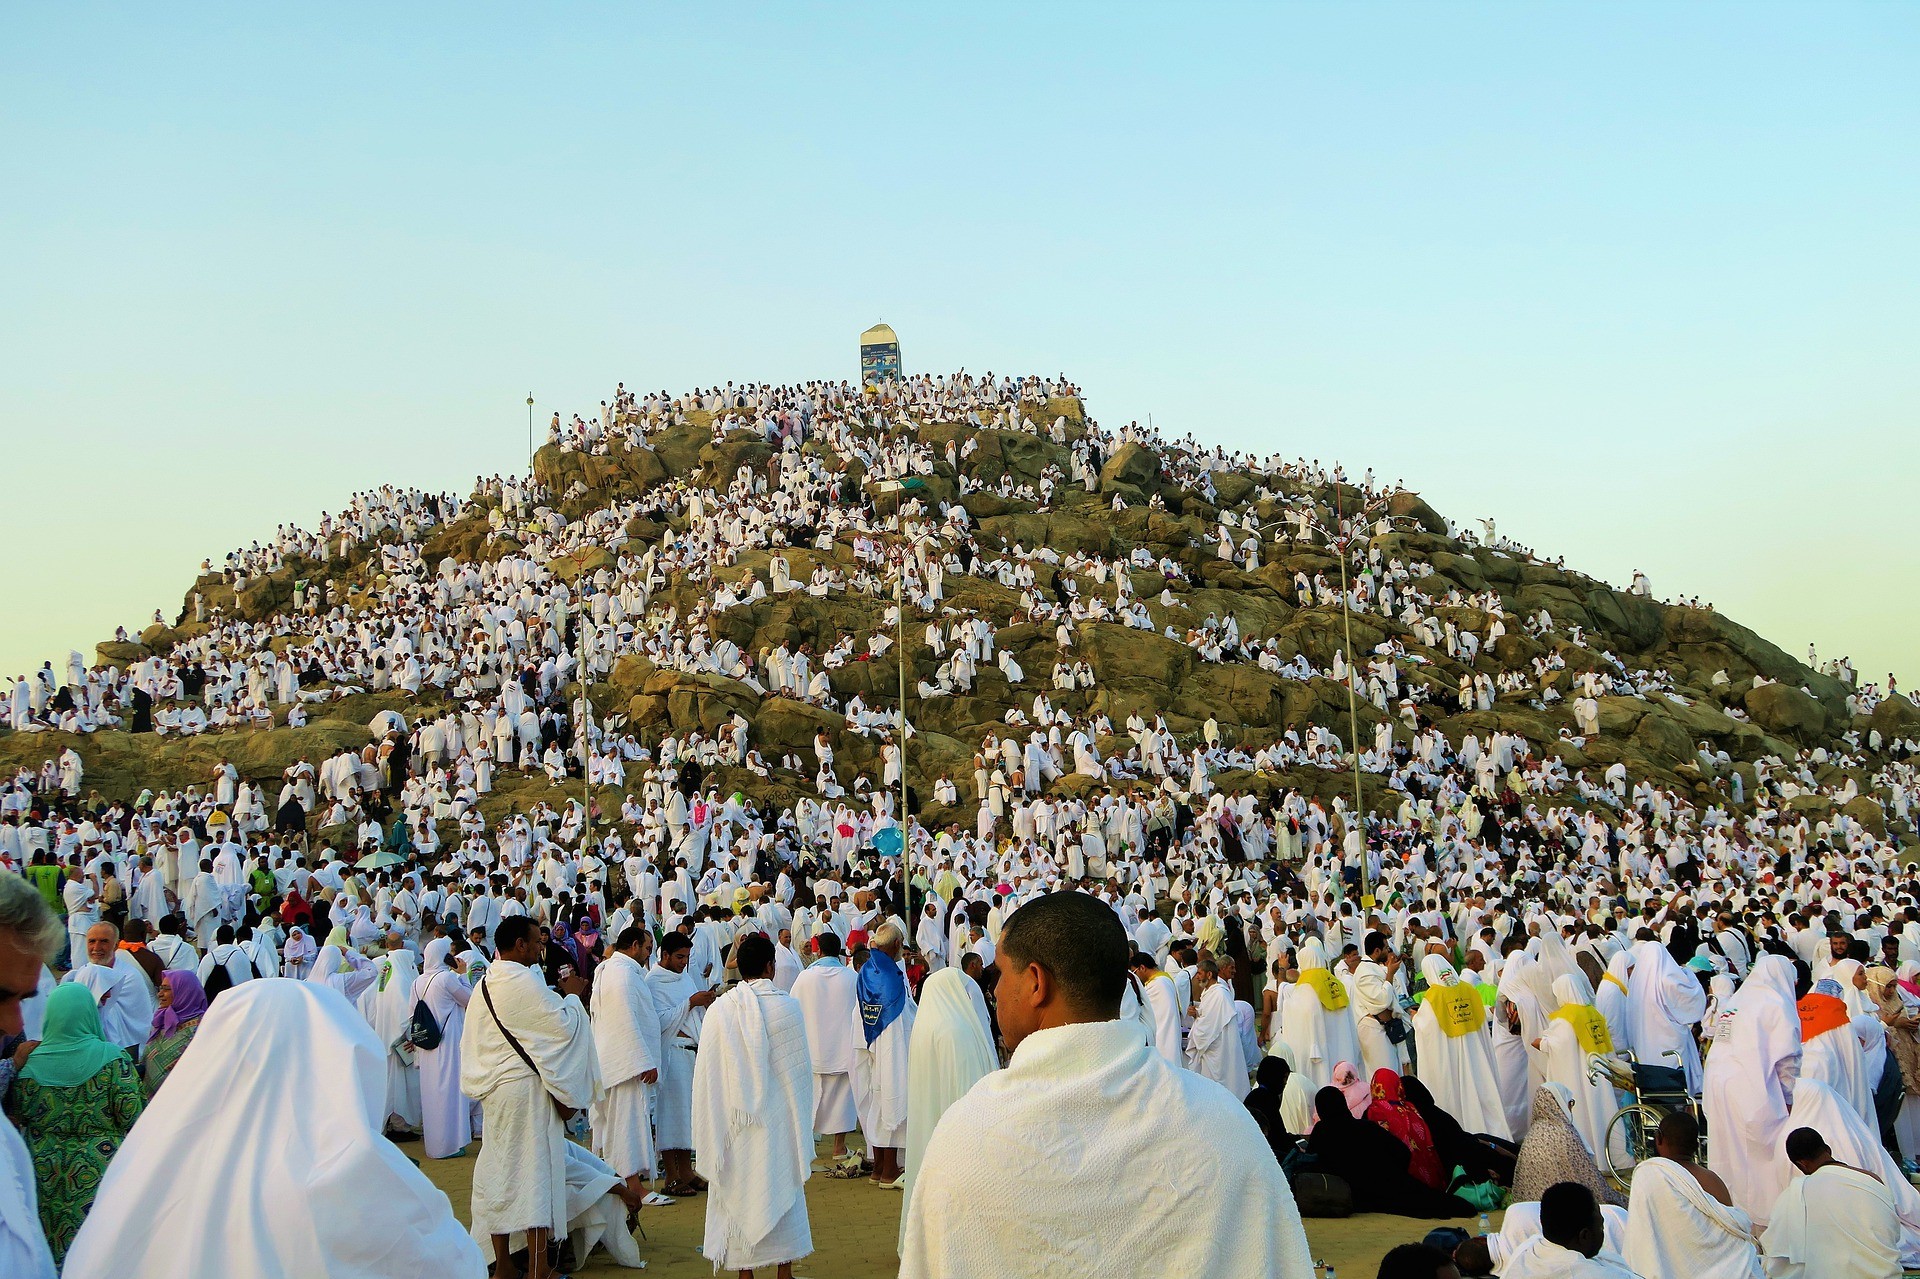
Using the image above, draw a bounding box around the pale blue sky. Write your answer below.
[3,5,1914,682]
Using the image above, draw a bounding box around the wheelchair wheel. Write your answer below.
[1600,1104,1664,1192]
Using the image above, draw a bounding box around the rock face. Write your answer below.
[6,377,1902,845]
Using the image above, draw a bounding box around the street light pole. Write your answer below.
[1334,481,1370,908]
[895,567,911,931]
[579,593,592,854]
[527,393,535,476]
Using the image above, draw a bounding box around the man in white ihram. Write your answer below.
[900,890,1313,1278]
[589,924,663,1198]
[693,931,815,1278]
[461,916,601,1279]
[68,921,155,1054]
[790,930,862,1168]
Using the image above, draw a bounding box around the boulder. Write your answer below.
[1100,442,1162,494]
[1744,682,1832,742]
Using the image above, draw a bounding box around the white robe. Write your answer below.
[854,993,916,1149]
[1762,1163,1905,1279]
[0,1115,53,1279]
[1186,981,1249,1099]
[1702,954,1801,1226]
[646,962,703,1151]
[791,958,861,1135]
[460,960,601,1237]
[1622,1157,1763,1279]
[692,979,814,1271]
[1411,959,1512,1142]
[60,981,484,1279]
[411,959,474,1159]
[899,1019,1313,1279]
[589,952,662,1180]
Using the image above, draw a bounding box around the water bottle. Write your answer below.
[1325,1266,1337,1279]
[1479,1209,1492,1236]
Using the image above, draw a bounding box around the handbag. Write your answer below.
[403,973,444,1051]
[480,974,576,1121]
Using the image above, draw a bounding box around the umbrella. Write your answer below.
[369,709,408,736]
[872,826,904,858]
[357,850,408,870]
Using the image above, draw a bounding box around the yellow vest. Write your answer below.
[1425,982,1486,1038]
[1298,968,1349,1012]
[1551,1004,1614,1055]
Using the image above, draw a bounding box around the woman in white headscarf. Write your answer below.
[900,969,999,1252]
[1411,952,1512,1141]
[358,946,424,1137]
[1625,938,1710,1091]
[305,941,380,1003]
[1538,972,1620,1159]
[281,925,317,981]
[60,980,486,1279]
[412,936,476,1159]
[1702,953,1803,1227]
[1829,957,1890,1093]
[1593,948,1635,1055]
[1274,936,1362,1093]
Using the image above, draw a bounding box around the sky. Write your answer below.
[3,4,1915,684]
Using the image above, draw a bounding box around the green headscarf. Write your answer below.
[20,983,128,1089]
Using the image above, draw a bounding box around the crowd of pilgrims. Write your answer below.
[0,369,1917,1278]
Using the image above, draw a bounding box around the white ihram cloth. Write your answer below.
[1762,1162,1905,1279]
[411,939,475,1158]
[899,1018,1314,1279]
[900,970,999,1252]
[1139,971,1182,1065]
[460,960,602,1237]
[61,980,484,1279]
[68,956,154,1051]
[357,947,423,1129]
[647,962,704,1150]
[1702,954,1802,1226]
[1499,1237,1640,1278]
[0,1112,53,1279]
[590,951,663,1179]
[692,978,815,1271]
[1412,954,1512,1141]
[470,1141,646,1270]
[1779,1078,1920,1266]
[1492,1201,1630,1270]
[1621,1157,1763,1279]
[854,991,916,1149]
[1186,979,1250,1098]
[791,957,861,1133]
[1624,940,1708,1091]
[1273,939,1362,1092]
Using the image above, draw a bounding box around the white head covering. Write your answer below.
[422,936,455,975]
[305,945,346,985]
[61,980,485,1279]
[901,969,1000,1250]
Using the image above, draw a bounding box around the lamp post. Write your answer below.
[1333,481,1370,907]
[578,592,592,854]
[527,393,536,475]
[895,562,912,931]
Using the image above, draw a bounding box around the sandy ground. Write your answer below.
[418,1136,1490,1277]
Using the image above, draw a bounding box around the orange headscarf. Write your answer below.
[1798,992,1850,1042]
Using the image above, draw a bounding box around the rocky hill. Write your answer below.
[6,384,1913,850]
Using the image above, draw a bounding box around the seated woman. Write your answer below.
[1401,1075,1517,1188]
[1305,1086,1476,1219]
[1509,1082,1625,1208]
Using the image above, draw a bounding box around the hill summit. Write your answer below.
[5,371,1913,854]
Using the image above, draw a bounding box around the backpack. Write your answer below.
[402,973,444,1051]
[1288,1171,1353,1218]
[204,952,239,1001]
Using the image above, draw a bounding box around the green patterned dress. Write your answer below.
[142,1018,201,1097]
[8,1056,146,1263]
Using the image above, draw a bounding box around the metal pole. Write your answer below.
[579,595,591,854]
[1334,482,1369,907]
[896,564,911,931]
[527,394,535,475]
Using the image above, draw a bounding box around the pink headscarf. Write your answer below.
[1331,1060,1370,1117]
